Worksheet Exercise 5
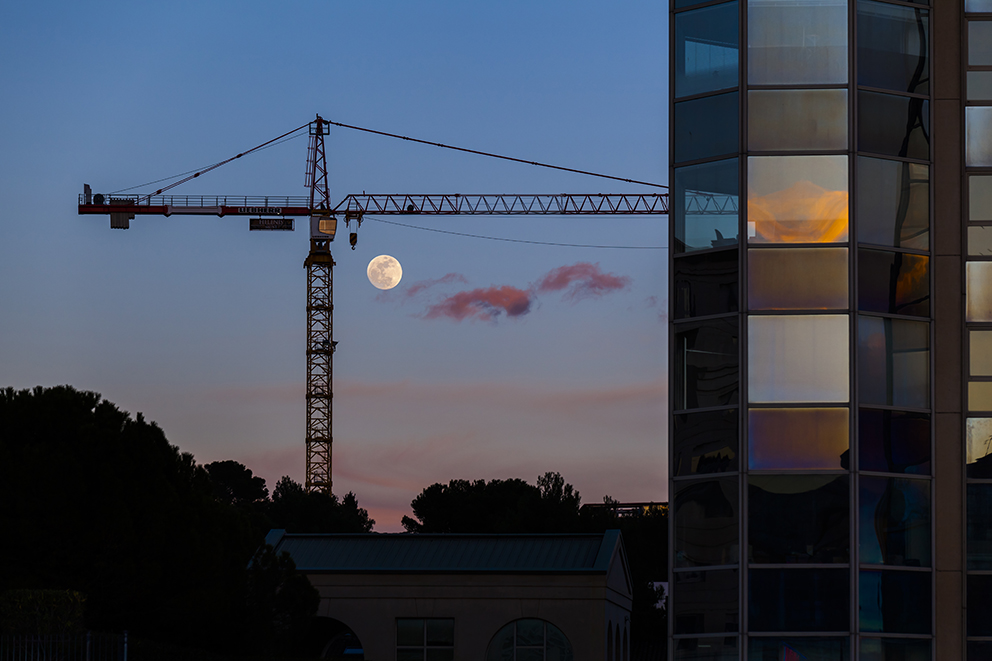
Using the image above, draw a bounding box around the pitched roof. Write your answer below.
[264,529,624,574]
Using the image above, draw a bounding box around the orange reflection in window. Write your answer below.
[896,253,929,304]
[748,180,849,243]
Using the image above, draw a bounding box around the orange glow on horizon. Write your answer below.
[749,180,849,243]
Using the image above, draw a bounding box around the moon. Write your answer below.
[367,255,403,290]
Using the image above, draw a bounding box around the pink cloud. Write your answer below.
[377,272,469,303]
[423,285,532,322]
[534,262,632,301]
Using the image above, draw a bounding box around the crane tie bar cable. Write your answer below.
[324,120,667,190]
[138,122,311,203]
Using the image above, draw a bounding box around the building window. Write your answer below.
[486,619,574,661]
[396,618,454,661]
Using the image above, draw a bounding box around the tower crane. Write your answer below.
[78,115,678,495]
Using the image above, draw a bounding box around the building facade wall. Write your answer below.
[667,0,985,657]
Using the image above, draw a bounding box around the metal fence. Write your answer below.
[0,632,127,661]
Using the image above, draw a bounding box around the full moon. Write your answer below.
[367,255,403,290]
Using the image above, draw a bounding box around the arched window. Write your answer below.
[486,618,574,661]
[608,623,614,661]
[614,623,621,661]
[622,627,628,661]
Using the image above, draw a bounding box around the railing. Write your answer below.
[0,632,127,661]
[79,194,310,208]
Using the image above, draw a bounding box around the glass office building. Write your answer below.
[669,0,992,658]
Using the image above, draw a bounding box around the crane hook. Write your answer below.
[350,232,358,250]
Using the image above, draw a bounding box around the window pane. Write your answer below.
[972,332,992,375]
[967,0,992,10]
[675,250,739,319]
[967,418,992,478]
[859,570,931,633]
[486,624,514,661]
[748,315,850,403]
[675,637,739,661]
[966,106,992,167]
[397,619,424,645]
[426,619,454,645]
[969,642,992,660]
[969,575,992,636]
[858,316,929,409]
[674,568,739,634]
[859,476,931,567]
[749,475,849,563]
[748,248,847,310]
[968,71,992,101]
[968,484,992,569]
[676,3,739,98]
[967,261,992,321]
[749,407,849,470]
[860,638,930,661]
[858,249,930,317]
[970,175,992,221]
[427,651,454,661]
[747,0,847,85]
[968,226,992,255]
[857,156,929,250]
[398,651,426,661]
[859,408,930,475]
[674,409,739,476]
[674,158,740,254]
[858,91,929,160]
[675,477,739,567]
[749,637,850,661]
[858,1,929,95]
[515,619,543,645]
[749,569,849,632]
[970,382,992,411]
[970,21,992,65]
[674,92,739,164]
[675,318,740,411]
[748,90,848,151]
[748,155,849,244]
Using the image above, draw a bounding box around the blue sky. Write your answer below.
[0,1,669,530]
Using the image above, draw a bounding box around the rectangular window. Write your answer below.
[674,92,740,164]
[966,107,992,167]
[972,331,992,375]
[968,226,992,255]
[675,637,740,661]
[748,155,849,244]
[970,382,992,411]
[673,409,739,476]
[967,0,992,11]
[857,156,929,250]
[859,408,930,475]
[966,418,992,479]
[675,318,740,411]
[748,89,848,151]
[750,638,851,661]
[748,315,849,403]
[857,249,930,317]
[675,250,739,319]
[749,569,849,632]
[966,261,992,321]
[858,90,929,160]
[860,639,930,661]
[748,407,849,470]
[969,575,992,636]
[968,484,992,569]
[748,475,849,563]
[674,158,740,254]
[858,316,929,409]
[747,0,847,85]
[673,568,739,634]
[396,618,454,660]
[859,477,931,567]
[675,478,739,567]
[968,71,992,101]
[858,0,929,95]
[676,2,739,98]
[970,175,992,221]
[970,21,992,65]
[748,247,848,310]
[859,570,931,634]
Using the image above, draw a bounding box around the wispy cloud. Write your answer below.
[533,262,631,301]
[377,272,468,303]
[423,285,532,322]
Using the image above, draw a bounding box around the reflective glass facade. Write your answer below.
[667,0,984,657]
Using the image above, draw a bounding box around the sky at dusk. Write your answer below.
[0,1,670,530]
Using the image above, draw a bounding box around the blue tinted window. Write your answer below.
[860,637,930,660]
[676,2,739,98]
[968,484,992,569]
[748,475,849,564]
[674,158,739,254]
[674,317,739,411]
[858,316,929,409]
[673,409,738,477]
[858,91,929,160]
[674,92,739,164]
[860,570,930,633]
[858,1,929,94]
[675,478,739,568]
[859,476,930,567]
[675,250,739,319]
[858,249,930,317]
[859,409,930,475]
[749,569,849,632]
[674,568,739,634]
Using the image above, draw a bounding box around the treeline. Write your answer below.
[0,385,370,656]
